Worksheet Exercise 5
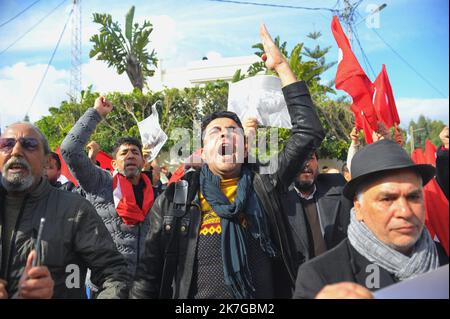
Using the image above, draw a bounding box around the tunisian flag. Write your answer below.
[331,16,379,139]
[55,147,113,187]
[412,143,449,256]
[373,64,400,128]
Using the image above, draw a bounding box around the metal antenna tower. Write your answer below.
[70,0,81,101]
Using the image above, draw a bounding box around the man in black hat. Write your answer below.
[294,139,448,299]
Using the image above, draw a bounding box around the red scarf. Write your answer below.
[113,172,154,225]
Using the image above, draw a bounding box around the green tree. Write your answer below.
[89,6,157,91]
[407,115,447,153]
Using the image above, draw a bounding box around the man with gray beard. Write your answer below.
[0,122,129,298]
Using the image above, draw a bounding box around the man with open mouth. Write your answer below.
[0,122,129,298]
[130,24,325,299]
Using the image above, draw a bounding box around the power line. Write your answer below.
[25,5,74,117]
[0,0,42,29]
[208,0,338,13]
[356,12,447,98]
[350,23,376,78]
[0,0,67,57]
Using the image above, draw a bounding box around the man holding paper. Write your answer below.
[61,97,155,279]
[130,24,324,299]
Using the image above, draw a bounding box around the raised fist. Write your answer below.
[94,96,113,118]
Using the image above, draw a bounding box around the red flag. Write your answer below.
[96,150,113,172]
[425,139,437,167]
[354,108,374,144]
[331,16,379,134]
[373,64,400,128]
[411,147,449,255]
[55,146,78,187]
[411,148,426,165]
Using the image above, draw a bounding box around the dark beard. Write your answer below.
[295,180,315,193]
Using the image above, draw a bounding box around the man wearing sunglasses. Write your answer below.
[0,122,129,298]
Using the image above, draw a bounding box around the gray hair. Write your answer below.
[4,122,51,155]
[354,170,424,204]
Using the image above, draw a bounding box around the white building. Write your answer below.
[147,55,260,90]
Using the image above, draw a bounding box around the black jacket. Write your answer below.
[282,173,352,268]
[436,146,449,199]
[0,178,130,299]
[129,81,325,299]
[294,238,449,299]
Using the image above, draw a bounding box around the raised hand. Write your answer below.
[94,96,113,118]
[17,250,54,299]
[0,279,8,299]
[439,126,449,149]
[315,282,374,299]
[260,24,296,86]
[350,127,360,145]
[87,141,101,164]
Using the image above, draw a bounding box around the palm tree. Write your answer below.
[89,6,157,91]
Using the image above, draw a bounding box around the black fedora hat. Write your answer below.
[343,139,436,200]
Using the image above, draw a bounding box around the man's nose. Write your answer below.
[394,197,415,218]
[11,140,24,156]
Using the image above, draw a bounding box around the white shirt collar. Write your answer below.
[294,184,317,200]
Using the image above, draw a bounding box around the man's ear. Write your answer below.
[111,159,118,170]
[353,197,364,221]
[43,154,51,169]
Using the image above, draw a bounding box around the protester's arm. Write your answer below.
[260,25,324,188]
[129,195,165,299]
[346,127,361,173]
[74,200,130,299]
[61,97,112,193]
[436,126,449,199]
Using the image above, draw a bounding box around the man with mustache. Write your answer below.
[129,25,324,299]
[61,97,155,281]
[281,151,352,270]
[0,122,129,298]
[294,140,448,299]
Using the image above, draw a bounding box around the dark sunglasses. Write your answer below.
[0,137,40,152]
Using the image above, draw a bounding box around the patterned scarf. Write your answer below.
[113,172,154,225]
[199,164,276,299]
[348,208,439,281]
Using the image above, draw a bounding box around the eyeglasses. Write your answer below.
[0,137,39,153]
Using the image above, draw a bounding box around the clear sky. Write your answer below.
[0,0,448,129]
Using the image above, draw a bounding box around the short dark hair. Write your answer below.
[49,152,61,170]
[112,137,143,158]
[201,111,244,145]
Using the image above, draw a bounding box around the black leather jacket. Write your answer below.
[0,178,129,298]
[130,81,325,299]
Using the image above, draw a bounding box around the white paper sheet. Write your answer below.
[228,75,292,129]
[138,102,168,162]
[373,264,449,299]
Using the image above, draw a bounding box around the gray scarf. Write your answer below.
[348,208,439,281]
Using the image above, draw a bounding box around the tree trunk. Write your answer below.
[126,53,144,91]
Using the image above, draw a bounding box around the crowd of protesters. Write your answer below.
[0,25,448,300]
